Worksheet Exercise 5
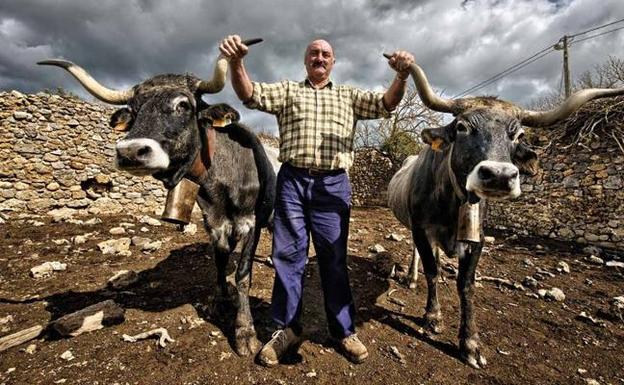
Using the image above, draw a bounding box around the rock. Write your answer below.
[67,119,80,127]
[544,287,565,302]
[109,227,126,235]
[389,345,406,364]
[522,276,538,288]
[386,233,405,242]
[47,208,77,223]
[0,315,14,325]
[72,234,89,245]
[584,379,600,385]
[131,236,151,248]
[305,370,317,378]
[84,218,102,225]
[523,258,534,267]
[605,261,624,268]
[368,244,386,253]
[60,350,74,361]
[30,261,67,278]
[24,343,37,354]
[484,236,496,244]
[141,240,162,252]
[139,215,161,227]
[586,255,604,265]
[108,270,138,289]
[556,261,570,274]
[13,111,30,120]
[140,226,149,233]
[97,238,131,255]
[583,245,602,256]
[183,223,198,235]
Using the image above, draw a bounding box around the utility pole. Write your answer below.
[554,35,572,97]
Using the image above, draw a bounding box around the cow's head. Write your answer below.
[403,60,624,202]
[38,57,229,189]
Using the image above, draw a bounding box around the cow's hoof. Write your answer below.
[424,314,444,335]
[460,338,487,369]
[234,327,261,356]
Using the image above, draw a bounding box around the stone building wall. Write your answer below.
[0,91,166,216]
[487,134,624,250]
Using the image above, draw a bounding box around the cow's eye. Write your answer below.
[175,100,191,113]
[456,121,469,133]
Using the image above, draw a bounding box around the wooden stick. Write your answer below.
[0,325,44,352]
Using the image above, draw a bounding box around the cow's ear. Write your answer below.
[513,142,539,176]
[110,108,133,132]
[200,103,241,127]
[421,124,455,152]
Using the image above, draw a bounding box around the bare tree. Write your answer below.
[530,56,624,111]
[575,56,624,89]
[355,84,442,165]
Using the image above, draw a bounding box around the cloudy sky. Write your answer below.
[1,0,623,132]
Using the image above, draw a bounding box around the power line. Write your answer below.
[568,17,624,38]
[453,45,555,98]
[453,19,624,98]
[570,25,624,45]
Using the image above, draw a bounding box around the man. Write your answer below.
[219,35,414,366]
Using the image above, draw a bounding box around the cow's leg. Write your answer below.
[411,227,443,334]
[214,248,230,302]
[456,241,486,369]
[232,226,262,356]
[407,245,420,289]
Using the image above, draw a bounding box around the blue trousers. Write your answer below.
[271,163,355,338]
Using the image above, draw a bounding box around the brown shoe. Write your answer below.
[336,333,369,364]
[257,328,301,367]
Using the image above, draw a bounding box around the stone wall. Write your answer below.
[0,91,166,215]
[487,133,624,250]
[1,91,622,250]
[349,148,396,206]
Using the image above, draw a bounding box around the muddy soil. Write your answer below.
[0,207,622,385]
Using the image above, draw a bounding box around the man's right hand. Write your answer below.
[219,35,248,62]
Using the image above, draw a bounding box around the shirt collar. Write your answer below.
[303,78,333,89]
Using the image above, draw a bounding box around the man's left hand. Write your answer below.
[387,51,415,80]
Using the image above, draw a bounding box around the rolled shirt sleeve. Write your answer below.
[243,81,288,115]
[351,88,392,120]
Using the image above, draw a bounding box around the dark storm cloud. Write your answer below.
[1,0,623,131]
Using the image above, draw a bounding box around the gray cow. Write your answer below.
[387,59,624,368]
[39,45,276,356]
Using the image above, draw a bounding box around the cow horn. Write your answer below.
[37,59,133,105]
[521,87,624,127]
[196,56,229,94]
[383,53,456,113]
[197,38,264,94]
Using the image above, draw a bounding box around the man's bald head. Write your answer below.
[304,39,335,86]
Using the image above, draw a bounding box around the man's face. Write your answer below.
[304,40,335,81]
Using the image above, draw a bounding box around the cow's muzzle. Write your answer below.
[115,138,170,175]
[466,161,520,200]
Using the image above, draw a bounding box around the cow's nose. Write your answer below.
[115,138,170,172]
[117,142,153,161]
[477,164,518,189]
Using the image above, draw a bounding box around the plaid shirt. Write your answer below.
[244,79,390,170]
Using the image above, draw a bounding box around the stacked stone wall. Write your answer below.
[0,91,166,215]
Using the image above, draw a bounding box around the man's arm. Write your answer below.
[219,35,253,102]
[382,50,415,111]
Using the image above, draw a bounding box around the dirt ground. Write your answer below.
[0,207,623,385]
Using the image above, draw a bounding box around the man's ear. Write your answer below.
[421,124,456,152]
[109,108,133,132]
[513,142,539,176]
